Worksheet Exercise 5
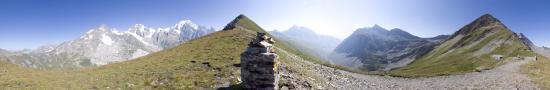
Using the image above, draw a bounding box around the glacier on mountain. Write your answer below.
[101,34,114,45]
[0,20,217,69]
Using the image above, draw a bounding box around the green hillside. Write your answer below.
[0,14,335,89]
[390,14,534,77]
[522,55,550,89]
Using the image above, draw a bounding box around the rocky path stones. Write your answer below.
[278,48,541,89]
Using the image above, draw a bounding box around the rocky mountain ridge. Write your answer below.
[330,25,447,71]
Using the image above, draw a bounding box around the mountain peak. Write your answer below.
[289,25,308,30]
[451,14,506,38]
[288,25,314,32]
[371,24,387,30]
[236,14,248,20]
[357,24,388,34]
[133,24,146,29]
[33,44,58,53]
[85,25,111,34]
[129,24,146,32]
[477,14,500,24]
[372,24,384,30]
[389,28,420,39]
[98,24,110,31]
[223,14,249,30]
[80,25,117,40]
[283,25,316,36]
[389,28,405,33]
[175,20,198,30]
[222,14,264,32]
[98,24,107,27]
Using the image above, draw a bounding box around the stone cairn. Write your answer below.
[241,32,279,90]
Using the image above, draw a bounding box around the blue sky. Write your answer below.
[0,0,549,50]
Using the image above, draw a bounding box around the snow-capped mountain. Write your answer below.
[0,20,216,69]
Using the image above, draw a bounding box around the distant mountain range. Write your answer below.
[330,25,448,71]
[270,26,341,60]
[533,47,550,58]
[518,33,550,58]
[0,20,215,69]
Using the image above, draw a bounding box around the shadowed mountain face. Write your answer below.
[391,14,534,77]
[269,26,341,60]
[330,25,448,71]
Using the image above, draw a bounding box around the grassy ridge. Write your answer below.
[522,55,550,89]
[389,22,534,77]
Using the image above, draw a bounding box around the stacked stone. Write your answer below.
[241,32,279,90]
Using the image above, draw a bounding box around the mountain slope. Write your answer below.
[330,25,447,71]
[269,26,341,60]
[1,20,215,70]
[390,14,534,77]
[523,54,550,89]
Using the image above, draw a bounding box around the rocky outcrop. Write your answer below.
[241,32,280,90]
[492,55,504,61]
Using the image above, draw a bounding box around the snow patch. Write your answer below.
[85,29,95,34]
[45,48,54,52]
[111,30,124,35]
[147,29,156,38]
[80,34,94,40]
[128,32,153,46]
[98,25,109,32]
[132,24,146,33]
[131,49,150,59]
[176,20,198,30]
[101,34,114,45]
[173,29,181,34]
